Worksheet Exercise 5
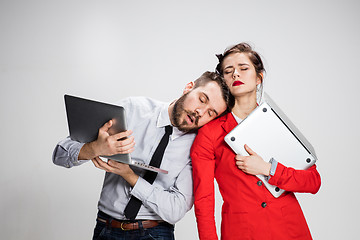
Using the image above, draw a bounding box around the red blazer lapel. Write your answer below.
[221,112,238,134]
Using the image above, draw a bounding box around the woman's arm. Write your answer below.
[191,126,219,240]
[268,162,321,194]
[234,145,321,194]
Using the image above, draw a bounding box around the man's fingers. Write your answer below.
[113,135,135,147]
[116,147,135,154]
[108,159,127,167]
[91,157,105,169]
[99,120,113,133]
[92,157,113,172]
[115,138,135,150]
[112,130,133,140]
[91,158,104,170]
[106,135,135,154]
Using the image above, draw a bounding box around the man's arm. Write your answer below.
[52,137,86,168]
[53,120,135,167]
[93,158,193,224]
[130,161,193,224]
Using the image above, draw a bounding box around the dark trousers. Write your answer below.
[92,211,175,240]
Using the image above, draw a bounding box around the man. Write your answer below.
[53,71,234,239]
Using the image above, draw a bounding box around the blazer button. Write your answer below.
[257,181,263,186]
[261,202,267,208]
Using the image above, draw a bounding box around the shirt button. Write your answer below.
[257,181,263,186]
[261,202,267,208]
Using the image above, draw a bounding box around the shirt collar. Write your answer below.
[231,112,243,124]
[231,104,259,124]
[157,101,185,140]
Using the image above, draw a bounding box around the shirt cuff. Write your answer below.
[130,177,154,202]
[58,138,86,166]
[269,158,278,176]
[265,158,278,181]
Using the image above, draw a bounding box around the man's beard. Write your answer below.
[171,93,200,133]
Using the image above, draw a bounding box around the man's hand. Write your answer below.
[78,120,135,160]
[92,158,139,187]
[235,144,271,176]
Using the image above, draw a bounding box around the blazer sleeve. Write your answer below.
[190,126,219,240]
[268,162,321,194]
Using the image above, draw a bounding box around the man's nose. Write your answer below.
[195,108,205,117]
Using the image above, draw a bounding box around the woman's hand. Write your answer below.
[235,144,271,176]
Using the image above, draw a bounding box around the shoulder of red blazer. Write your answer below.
[198,112,238,136]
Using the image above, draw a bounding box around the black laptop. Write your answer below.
[64,94,168,174]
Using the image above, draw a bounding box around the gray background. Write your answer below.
[1,0,359,239]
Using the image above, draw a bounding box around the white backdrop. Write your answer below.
[1,0,359,239]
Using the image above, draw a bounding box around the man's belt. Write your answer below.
[97,217,164,231]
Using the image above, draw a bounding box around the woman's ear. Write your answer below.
[256,73,264,85]
[183,82,194,94]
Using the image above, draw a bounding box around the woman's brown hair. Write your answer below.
[215,42,266,100]
[215,42,265,99]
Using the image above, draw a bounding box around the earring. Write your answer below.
[256,84,260,92]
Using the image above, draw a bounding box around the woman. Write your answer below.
[190,43,321,240]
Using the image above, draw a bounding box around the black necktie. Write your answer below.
[124,125,173,220]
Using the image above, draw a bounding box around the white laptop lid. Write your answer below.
[224,92,317,198]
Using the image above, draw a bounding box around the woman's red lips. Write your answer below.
[232,81,244,86]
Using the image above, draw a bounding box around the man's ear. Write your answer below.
[183,82,194,94]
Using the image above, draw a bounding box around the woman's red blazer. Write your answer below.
[190,112,321,240]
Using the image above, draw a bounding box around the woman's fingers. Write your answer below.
[244,144,257,156]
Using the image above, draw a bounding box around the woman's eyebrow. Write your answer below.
[223,65,234,70]
[224,63,249,69]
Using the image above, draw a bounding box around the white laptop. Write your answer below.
[224,92,317,198]
[64,94,168,174]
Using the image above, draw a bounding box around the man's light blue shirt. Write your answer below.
[53,97,196,224]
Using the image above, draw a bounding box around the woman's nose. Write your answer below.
[233,69,240,79]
